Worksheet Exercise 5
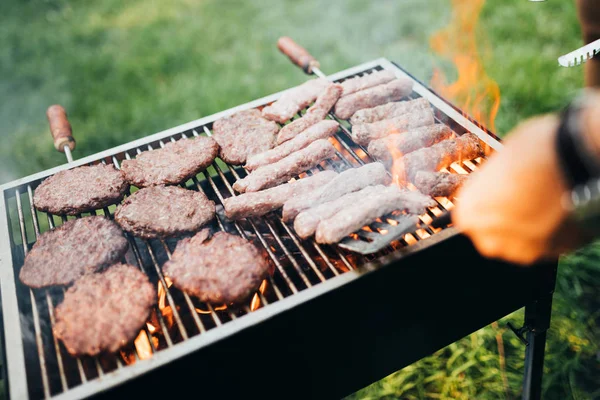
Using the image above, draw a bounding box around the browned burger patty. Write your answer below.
[120,136,218,187]
[163,230,270,304]
[19,216,129,288]
[212,109,280,165]
[115,186,215,239]
[53,263,155,356]
[33,164,128,215]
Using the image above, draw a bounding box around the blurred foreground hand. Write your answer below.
[453,115,591,265]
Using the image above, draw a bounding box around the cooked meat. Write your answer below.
[54,264,155,356]
[277,84,342,144]
[212,109,279,165]
[351,108,435,146]
[340,70,397,97]
[367,125,454,168]
[121,136,218,187]
[246,120,339,170]
[350,98,431,125]
[294,185,382,239]
[33,164,128,215]
[315,186,436,244]
[403,133,484,180]
[334,79,413,120]
[19,216,129,288]
[233,139,336,193]
[262,78,332,123]
[163,229,270,304]
[413,171,468,197]
[115,186,215,239]
[224,170,337,220]
[282,162,389,221]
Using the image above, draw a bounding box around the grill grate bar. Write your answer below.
[14,189,52,398]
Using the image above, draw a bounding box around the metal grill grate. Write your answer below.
[0,58,501,399]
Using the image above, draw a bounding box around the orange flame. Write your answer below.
[430,0,500,132]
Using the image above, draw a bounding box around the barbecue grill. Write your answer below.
[0,39,557,400]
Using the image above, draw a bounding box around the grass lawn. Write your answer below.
[1,0,598,398]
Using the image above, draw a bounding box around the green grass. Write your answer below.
[1,0,598,399]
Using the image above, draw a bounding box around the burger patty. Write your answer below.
[212,109,280,165]
[19,216,129,288]
[115,186,215,239]
[120,136,218,187]
[164,229,270,304]
[53,263,155,356]
[33,164,128,215]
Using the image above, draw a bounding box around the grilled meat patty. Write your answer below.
[19,216,129,288]
[315,186,436,244]
[402,133,484,180]
[115,186,215,239]
[340,70,396,97]
[224,170,337,220]
[246,120,339,170]
[413,171,468,197]
[276,84,342,144]
[350,98,431,125]
[164,229,270,304]
[212,109,280,165]
[33,164,128,215]
[351,108,435,146]
[282,162,390,221]
[262,78,332,123]
[233,139,336,193]
[334,79,413,120]
[54,263,155,356]
[121,136,218,187]
[367,125,454,169]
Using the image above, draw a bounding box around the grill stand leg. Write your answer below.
[521,295,553,400]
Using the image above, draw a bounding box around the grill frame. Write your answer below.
[0,58,553,400]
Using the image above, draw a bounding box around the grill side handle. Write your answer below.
[47,105,76,153]
[277,37,320,74]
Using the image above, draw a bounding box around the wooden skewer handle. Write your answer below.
[46,105,76,152]
[277,37,320,74]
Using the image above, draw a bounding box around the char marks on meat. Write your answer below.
[115,186,215,239]
[350,98,430,125]
[33,164,129,215]
[340,70,397,97]
[315,186,436,244]
[294,185,382,239]
[367,124,454,168]
[233,139,335,193]
[121,136,219,187]
[413,171,468,197]
[351,108,435,146]
[277,84,342,144]
[282,162,389,221]
[212,109,279,165]
[246,120,339,170]
[54,264,155,356]
[19,216,129,288]
[164,230,270,304]
[262,78,332,123]
[402,133,483,180]
[334,79,413,120]
[224,170,337,220]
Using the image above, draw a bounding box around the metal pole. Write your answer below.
[521,296,552,400]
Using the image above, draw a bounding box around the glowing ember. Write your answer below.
[387,219,399,226]
[379,229,389,235]
[430,0,500,132]
[355,148,369,161]
[134,331,153,360]
[415,229,431,239]
[437,197,455,210]
[250,294,261,311]
[404,234,418,245]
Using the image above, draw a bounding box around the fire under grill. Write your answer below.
[0,58,556,400]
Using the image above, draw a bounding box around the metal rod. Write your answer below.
[63,146,74,163]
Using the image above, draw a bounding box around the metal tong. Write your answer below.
[337,211,453,254]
